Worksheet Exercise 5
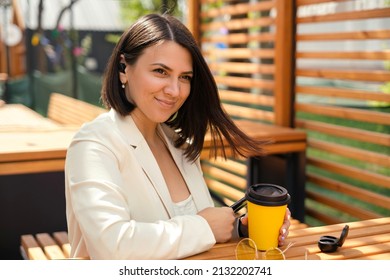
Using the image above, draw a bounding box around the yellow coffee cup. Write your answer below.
[246,184,291,251]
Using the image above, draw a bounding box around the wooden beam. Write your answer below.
[187,0,201,44]
[274,0,296,126]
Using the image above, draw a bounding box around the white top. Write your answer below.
[172,195,197,216]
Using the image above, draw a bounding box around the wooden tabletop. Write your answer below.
[184,217,390,260]
[202,120,306,157]
[0,104,78,175]
[0,103,58,129]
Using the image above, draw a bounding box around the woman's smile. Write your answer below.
[155,97,177,109]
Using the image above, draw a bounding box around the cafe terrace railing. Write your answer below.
[294,0,390,225]
[188,0,390,226]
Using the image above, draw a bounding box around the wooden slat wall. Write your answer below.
[196,0,292,208]
[199,0,287,125]
[192,0,390,226]
[295,0,390,225]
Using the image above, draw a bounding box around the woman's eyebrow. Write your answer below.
[151,63,193,74]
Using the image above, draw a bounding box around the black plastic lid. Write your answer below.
[245,184,291,206]
[337,225,349,247]
[318,224,349,252]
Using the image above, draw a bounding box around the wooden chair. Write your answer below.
[47,93,107,126]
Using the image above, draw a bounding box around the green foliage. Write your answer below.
[103,1,183,46]
[105,34,121,45]
[119,0,180,25]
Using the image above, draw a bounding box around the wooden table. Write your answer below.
[19,217,390,260]
[0,103,78,259]
[0,104,78,175]
[202,120,307,221]
[184,217,390,260]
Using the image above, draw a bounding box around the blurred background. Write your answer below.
[0,0,186,115]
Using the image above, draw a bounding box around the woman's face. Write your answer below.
[120,40,193,124]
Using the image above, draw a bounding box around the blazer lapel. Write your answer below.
[132,144,175,217]
[111,110,175,218]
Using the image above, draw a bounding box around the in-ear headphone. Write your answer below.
[119,63,126,73]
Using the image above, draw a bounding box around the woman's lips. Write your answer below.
[156,98,176,108]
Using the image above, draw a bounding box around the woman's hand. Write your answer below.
[278,208,291,246]
[239,207,291,247]
[198,207,235,243]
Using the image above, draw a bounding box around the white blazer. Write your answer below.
[65,109,216,259]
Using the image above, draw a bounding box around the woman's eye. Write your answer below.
[181,75,192,82]
[154,68,167,75]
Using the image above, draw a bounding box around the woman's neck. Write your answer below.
[130,110,159,144]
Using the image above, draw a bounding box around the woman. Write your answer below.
[65,13,290,260]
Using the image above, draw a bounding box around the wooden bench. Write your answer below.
[47,93,107,126]
[20,231,71,260]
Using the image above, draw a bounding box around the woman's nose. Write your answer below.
[164,78,180,96]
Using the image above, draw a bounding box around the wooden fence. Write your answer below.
[294,0,390,224]
[189,0,390,225]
